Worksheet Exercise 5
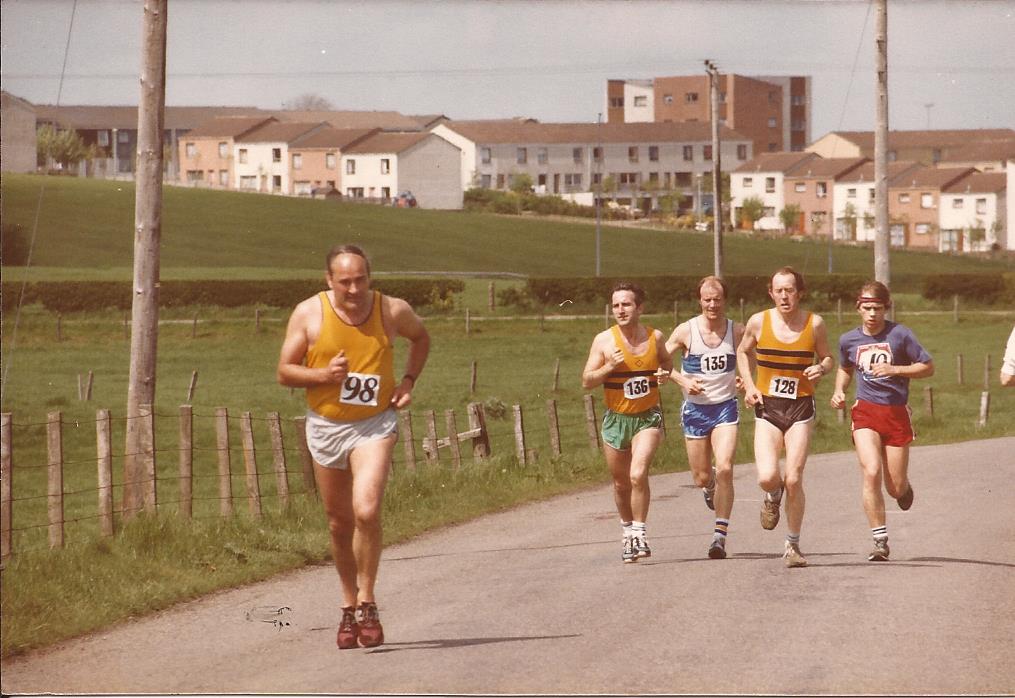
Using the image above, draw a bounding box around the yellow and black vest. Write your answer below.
[755,309,816,399]
[603,325,660,414]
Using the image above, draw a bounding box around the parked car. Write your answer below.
[393,191,417,208]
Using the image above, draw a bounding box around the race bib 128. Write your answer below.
[770,375,799,398]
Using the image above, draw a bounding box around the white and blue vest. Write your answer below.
[680,317,737,405]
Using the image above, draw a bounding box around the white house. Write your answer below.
[233,121,325,193]
[832,160,922,242]
[730,152,818,231]
[939,172,1008,252]
[341,131,463,209]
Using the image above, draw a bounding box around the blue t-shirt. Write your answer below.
[839,321,932,405]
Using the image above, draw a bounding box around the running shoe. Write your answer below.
[336,606,359,650]
[622,536,638,563]
[760,490,782,530]
[868,538,890,562]
[356,601,384,648]
[783,540,808,568]
[703,466,717,511]
[896,484,914,511]
[634,534,651,559]
[708,538,727,560]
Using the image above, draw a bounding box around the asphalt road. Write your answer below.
[4,437,1014,695]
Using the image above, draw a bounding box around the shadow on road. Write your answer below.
[365,633,582,654]
[909,556,1015,569]
[386,533,701,562]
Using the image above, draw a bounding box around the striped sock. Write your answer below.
[872,525,888,541]
[631,521,647,537]
[786,532,801,546]
[714,518,729,543]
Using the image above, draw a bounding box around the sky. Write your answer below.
[2,0,1013,140]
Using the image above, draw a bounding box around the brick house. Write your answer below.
[782,157,868,237]
[178,116,276,189]
[887,166,977,249]
[287,126,380,196]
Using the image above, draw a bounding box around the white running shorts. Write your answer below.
[305,408,398,469]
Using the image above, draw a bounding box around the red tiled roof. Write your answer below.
[942,171,1007,194]
[270,110,422,131]
[236,121,326,143]
[835,160,923,184]
[939,139,1015,163]
[290,127,380,149]
[825,129,1015,150]
[442,120,751,144]
[891,166,977,189]
[179,116,275,138]
[342,132,434,154]
[734,151,819,174]
[786,157,868,178]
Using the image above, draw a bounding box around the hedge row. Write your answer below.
[0,278,465,313]
[921,273,1014,303]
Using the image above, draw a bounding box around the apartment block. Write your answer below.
[341,132,463,209]
[1,91,37,173]
[939,172,1008,252]
[887,167,977,249]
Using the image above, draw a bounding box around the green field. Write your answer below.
[2,173,1014,656]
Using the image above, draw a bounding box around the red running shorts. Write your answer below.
[850,399,915,447]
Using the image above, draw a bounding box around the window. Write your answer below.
[610,97,624,108]
[326,179,335,188]
[767,117,777,128]
[537,148,548,165]
[675,172,692,187]
[564,173,583,188]
[940,229,960,252]
[619,172,639,186]
[238,149,248,164]
[593,146,603,162]
[633,95,648,107]
[952,198,964,209]
[537,174,547,187]
[186,170,202,182]
[915,223,931,235]
[517,147,527,164]
[890,224,906,246]
[663,94,673,105]
[764,207,775,217]
[920,193,934,209]
[497,174,505,189]
[218,142,228,158]
[648,146,659,162]
[185,142,196,158]
[685,92,699,103]
[898,192,911,204]
[272,175,281,190]
[480,174,492,188]
[294,180,312,196]
[573,147,583,164]
[765,177,776,193]
[976,198,987,214]
[117,131,129,143]
[703,145,712,161]
[592,173,602,186]
[628,146,639,163]
[480,147,491,164]
[381,187,390,200]
[792,120,805,131]
[346,187,364,198]
[292,153,302,170]
[381,158,390,174]
[326,153,336,169]
[795,182,806,193]
[816,182,827,198]
[272,148,281,163]
[97,131,110,146]
[869,188,875,202]
[346,159,356,175]
[682,145,693,161]
[240,175,256,190]
[932,148,942,163]
[737,144,747,160]
[219,170,228,186]
[792,94,806,106]
[207,170,214,180]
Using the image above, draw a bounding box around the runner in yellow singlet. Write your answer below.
[277,244,430,649]
[737,267,834,568]
[582,282,675,563]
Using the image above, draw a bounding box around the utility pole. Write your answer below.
[705,59,724,279]
[123,0,168,518]
[595,112,602,277]
[874,0,890,286]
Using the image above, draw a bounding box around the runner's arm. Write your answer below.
[389,297,430,408]
[277,299,346,388]
[737,313,763,404]
[582,333,620,389]
[803,315,835,382]
[830,366,854,409]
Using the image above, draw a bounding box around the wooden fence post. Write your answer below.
[85,371,94,401]
[513,404,527,465]
[953,294,959,323]
[552,358,560,392]
[179,405,193,520]
[467,402,490,461]
[96,409,114,536]
[215,407,233,516]
[187,370,198,403]
[139,403,156,513]
[292,416,317,498]
[399,410,417,471]
[465,307,471,336]
[445,409,462,471]
[1,413,13,558]
[923,386,934,418]
[47,411,64,549]
[984,354,992,390]
[488,281,495,312]
[240,412,262,517]
[604,303,610,328]
[547,399,562,457]
[470,360,477,394]
[255,308,261,332]
[978,391,990,427]
[836,298,842,324]
[424,410,440,464]
[267,412,290,510]
[956,354,964,386]
[584,394,601,451]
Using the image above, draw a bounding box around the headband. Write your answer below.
[856,295,890,307]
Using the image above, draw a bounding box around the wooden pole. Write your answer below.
[139,403,157,513]
[552,358,560,392]
[124,0,168,520]
[215,407,233,516]
[179,405,193,520]
[488,281,495,312]
[923,385,934,418]
[467,402,491,460]
[584,394,601,451]
[292,416,317,497]
[47,411,64,549]
[512,404,527,465]
[445,409,462,471]
[547,399,562,457]
[978,391,990,427]
[240,412,262,517]
[85,371,94,401]
[470,360,477,394]
[267,412,290,510]
[96,409,115,536]
[837,298,842,324]
[465,307,471,336]
[187,370,198,403]
[706,58,724,278]
[953,294,959,323]
[984,354,992,390]
[956,353,964,385]
[425,409,439,464]
[191,314,197,338]
[255,307,261,332]
[399,410,417,471]
[1,413,13,558]
[873,0,891,286]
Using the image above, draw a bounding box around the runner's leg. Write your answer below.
[853,429,887,528]
[348,433,396,604]
[314,462,358,608]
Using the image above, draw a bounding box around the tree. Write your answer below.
[780,203,803,234]
[601,175,617,195]
[839,202,858,240]
[281,93,334,110]
[740,196,766,230]
[36,124,94,170]
[508,172,533,194]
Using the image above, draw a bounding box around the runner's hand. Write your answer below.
[323,350,348,384]
[744,387,763,407]
[830,391,846,409]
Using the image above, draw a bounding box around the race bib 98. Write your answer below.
[623,376,652,400]
[340,372,381,406]
[700,352,728,375]
[770,376,799,398]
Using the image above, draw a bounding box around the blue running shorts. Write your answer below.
[681,397,739,439]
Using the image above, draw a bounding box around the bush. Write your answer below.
[922,273,1006,303]
[1,223,31,266]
